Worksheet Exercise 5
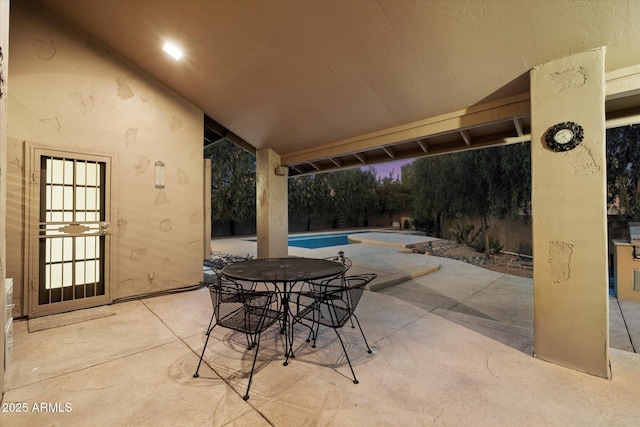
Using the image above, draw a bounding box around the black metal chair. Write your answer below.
[302,251,355,326]
[316,251,352,285]
[203,252,254,285]
[193,281,282,400]
[326,251,352,274]
[202,253,263,335]
[202,277,262,335]
[298,251,352,289]
[294,273,376,384]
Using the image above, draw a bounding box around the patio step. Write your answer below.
[367,262,441,292]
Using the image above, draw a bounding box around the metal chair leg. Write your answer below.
[332,328,359,384]
[193,324,215,378]
[244,331,263,400]
[351,314,373,354]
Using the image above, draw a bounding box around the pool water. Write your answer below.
[288,232,360,249]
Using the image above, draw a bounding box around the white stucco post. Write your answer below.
[256,148,288,258]
[530,48,610,378]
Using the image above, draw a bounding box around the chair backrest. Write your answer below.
[323,251,353,272]
[313,252,352,290]
[315,273,377,327]
[208,281,279,334]
[203,253,254,283]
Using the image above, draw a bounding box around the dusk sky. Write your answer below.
[370,159,412,180]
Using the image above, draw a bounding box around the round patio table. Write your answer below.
[221,257,346,364]
[221,257,346,283]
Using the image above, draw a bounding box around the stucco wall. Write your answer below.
[531,48,609,378]
[7,3,204,315]
[0,0,10,395]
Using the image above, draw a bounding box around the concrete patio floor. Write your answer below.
[2,231,640,426]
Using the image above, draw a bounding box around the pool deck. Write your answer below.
[348,230,440,248]
[4,230,640,426]
[213,230,640,353]
[217,231,443,291]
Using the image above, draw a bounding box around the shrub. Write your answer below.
[470,228,487,253]
[488,235,503,254]
[412,218,437,235]
[450,218,475,244]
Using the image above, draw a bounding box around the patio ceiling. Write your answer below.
[38,0,640,176]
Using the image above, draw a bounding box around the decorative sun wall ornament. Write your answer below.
[545,121,584,152]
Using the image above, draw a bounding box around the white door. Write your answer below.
[28,149,112,317]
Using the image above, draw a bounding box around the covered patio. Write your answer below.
[2,0,640,411]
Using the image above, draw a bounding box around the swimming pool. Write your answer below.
[288,232,361,249]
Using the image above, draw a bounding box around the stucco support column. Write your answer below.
[256,149,288,258]
[531,48,609,378]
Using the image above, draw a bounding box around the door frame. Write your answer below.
[25,145,117,317]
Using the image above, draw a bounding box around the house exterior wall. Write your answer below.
[7,3,204,315]
[0,0,10,397]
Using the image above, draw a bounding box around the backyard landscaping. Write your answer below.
[415,239,533,278]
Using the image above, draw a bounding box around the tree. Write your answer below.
[288,174,331,231]
[607,124,640,222]
[407,142,532,237]
[326,168,379,227]
[476,142,531,220]
[206,139,256,235]
[406,154,457,236]
[376,171,412,225]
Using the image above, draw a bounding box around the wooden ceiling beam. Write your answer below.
[460,130,472,146]
[281,92,530,165]
[329,157,342,167]
[382,146,396,158]
[513,117,524,137]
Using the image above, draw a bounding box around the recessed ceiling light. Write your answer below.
[162,42,183,60]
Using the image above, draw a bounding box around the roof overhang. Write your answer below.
[284,65,640,176]
[34,0,640,175]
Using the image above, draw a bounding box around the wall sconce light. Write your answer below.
[275,165,289,176]
[155,161,165,188]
